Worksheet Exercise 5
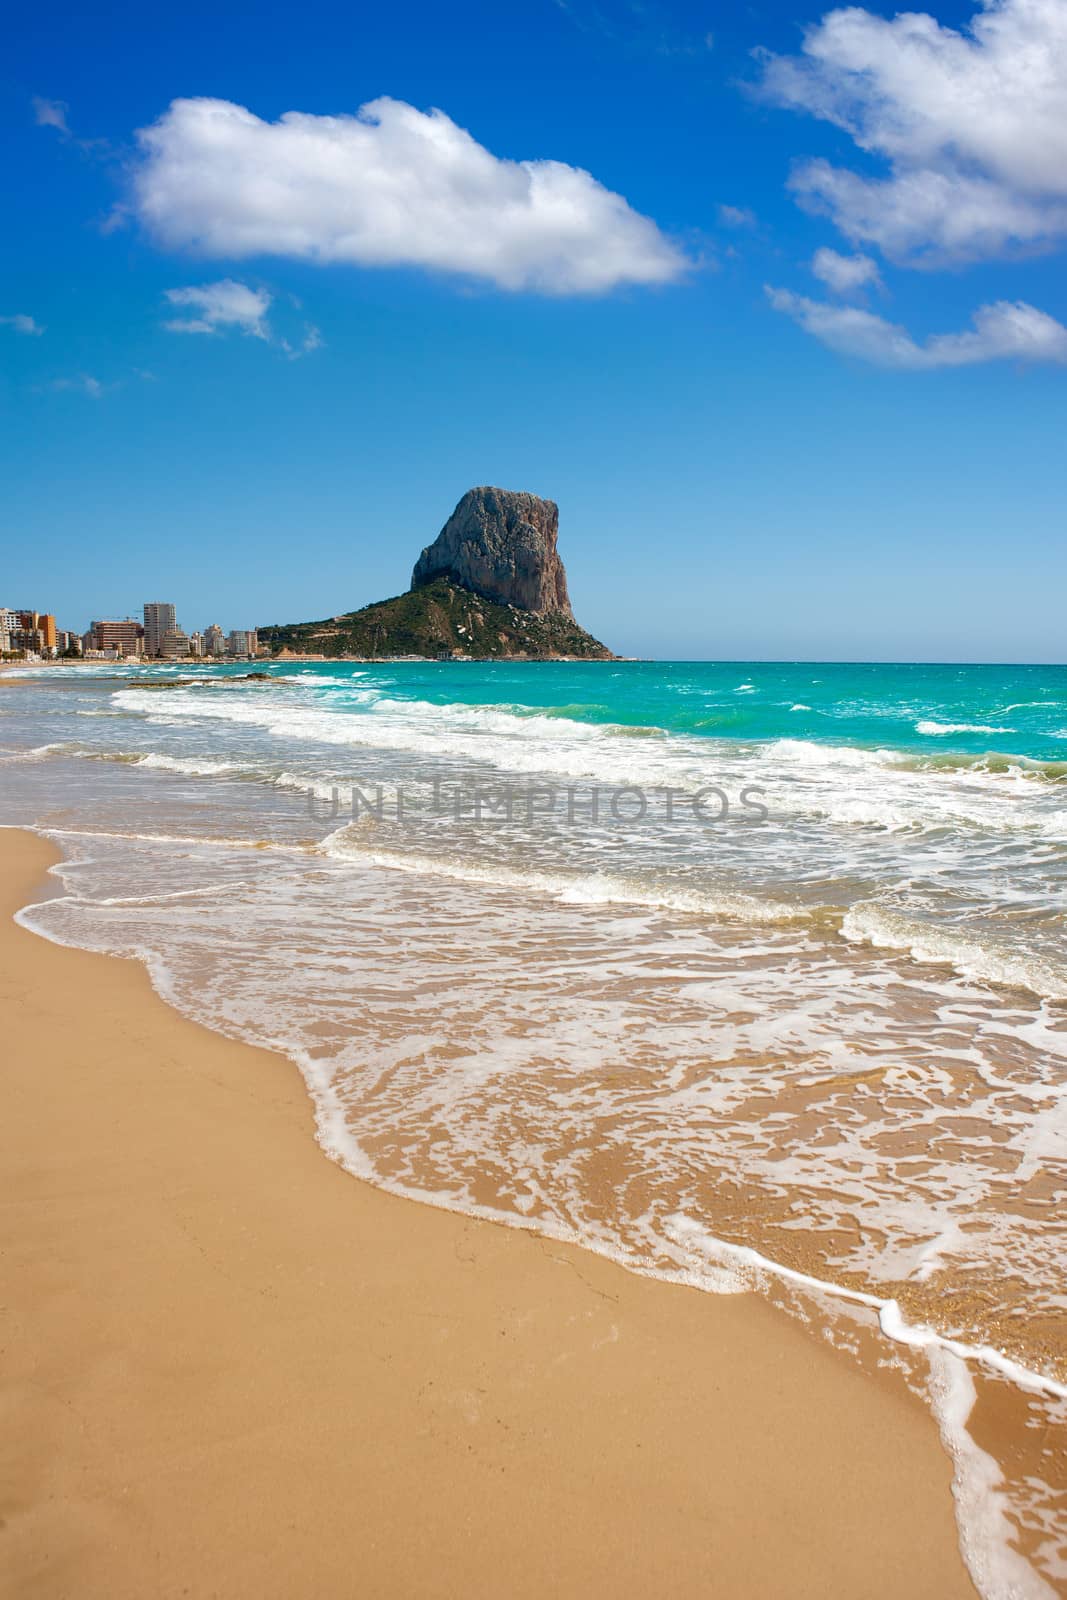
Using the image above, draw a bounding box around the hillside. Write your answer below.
[258,578,615,661]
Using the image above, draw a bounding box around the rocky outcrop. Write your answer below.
[259,486,616,659]
[411,488,573,617]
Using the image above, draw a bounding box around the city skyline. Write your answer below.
[0,599,262,660]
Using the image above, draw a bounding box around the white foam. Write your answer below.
[665,1215,1067,1399]
[103,686,1066,850]
[766,737,900,769]
[318,828,799,924]
[37,825,312,855]
[0,742,67,761]
[927,1348,1058,1600]
[917,720,1017,736]
[878,1302,1067,1401]
[136,753,243,776]
[842,903,1067,1002]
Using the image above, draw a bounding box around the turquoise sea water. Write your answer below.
[2,657,1065,1592]
[268,658,1067,764]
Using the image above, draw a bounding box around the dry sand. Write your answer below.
[1,829,976,1598]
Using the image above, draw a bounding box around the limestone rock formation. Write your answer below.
[411,488,573,617]
[259,485,616,659]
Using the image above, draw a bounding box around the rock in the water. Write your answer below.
[411,487,573,617]
[258,484,616,659]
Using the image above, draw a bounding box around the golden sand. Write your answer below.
[0,830,975,1597]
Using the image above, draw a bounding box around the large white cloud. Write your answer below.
[130,96,687,295]
[760,0,1067,264]
[766,287,1067,368]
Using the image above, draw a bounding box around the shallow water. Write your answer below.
[2,658,1065,1593]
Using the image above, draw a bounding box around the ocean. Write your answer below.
[2,657,1065,1595]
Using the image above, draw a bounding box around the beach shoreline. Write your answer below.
[0,826,978,1598]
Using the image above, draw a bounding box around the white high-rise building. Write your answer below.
[143,601,176,657]
[204,623,225,657]
[189,631,205,658]
[144,601,176,656]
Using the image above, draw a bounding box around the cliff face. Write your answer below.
[411,488,573,618]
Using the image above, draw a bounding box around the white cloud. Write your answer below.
[48,374,104,398]
[766,287,1067,368]
[718,203,757,229]
[162,279,323,356]
[164,279,272,337]
[0,313,44,335]
[33,96,70,134]
[716,204,758,230]
[811,247,881,295]
[130,96,687,295]
[280,324,323,360]
[759,0,1067,264]
[790,159,1067,266]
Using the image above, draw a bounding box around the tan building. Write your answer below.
[7,611,53,655]
[88,619,144,656]
[159,627,190,659]
[10,628,45,655]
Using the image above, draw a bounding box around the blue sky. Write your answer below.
[3,0,1065,660]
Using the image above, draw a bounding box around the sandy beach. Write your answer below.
[1,828,976,1598]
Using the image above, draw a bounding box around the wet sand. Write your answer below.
[0,829,976,1598]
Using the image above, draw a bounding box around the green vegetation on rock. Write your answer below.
[259,578,615,661]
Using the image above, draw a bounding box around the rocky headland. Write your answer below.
[259,488,614,660]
